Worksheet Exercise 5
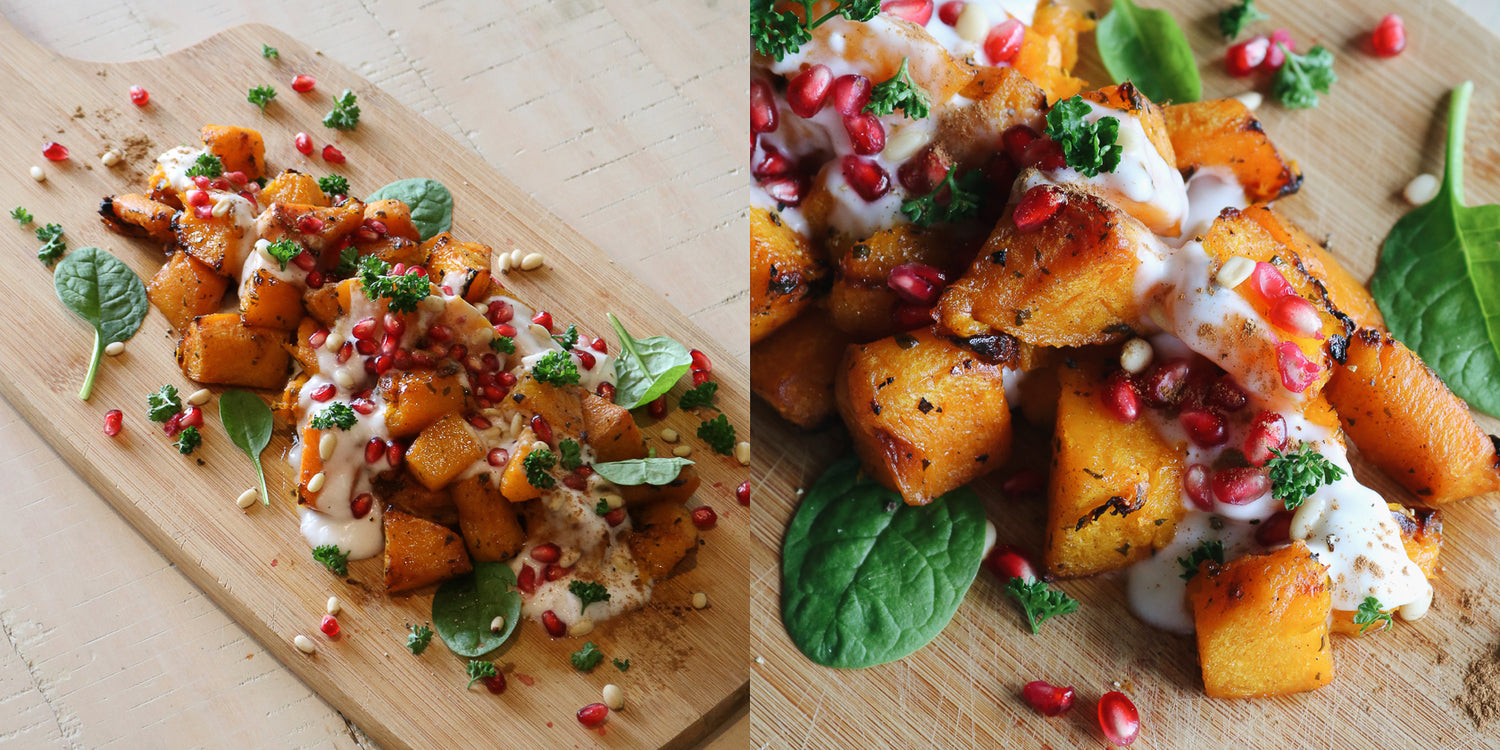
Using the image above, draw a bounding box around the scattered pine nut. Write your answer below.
[293,635,317,654]
[497,252,513,273]
[211,199,231,218]
[490,616,506,633]
[603,493,625,510]
[318,432,338,460]
[509,248,524,266]
[236,488,259,508]
[568,618,595,637]
[1403,173,1439,206]
[519,252,545,271]
[691,591,709,610]
[983,520,998,557]
[326,596,342,615]
[602,684,625,710]
[29,166,44,182]
[955,3,989,42]
[104,341,126,357]
[660,428,679,443]
[1215,255,1256,289]
[187,388,212,406]
[334,369,355,389]
[672,445,693,458]
[307,471,327,493]
[1233,91,1263,111]
[755,656,766,665]
[324,332,346,352]
[101,150,121,167]
[1120,338,1153,374]
[734,441,751,466]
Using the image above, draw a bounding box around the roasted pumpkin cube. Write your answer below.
[828,224,953,342]
[1187,543,1334,698]
[836,329,1012,505]
[405,413,484,491]
[285,318,320,373]
[302,284,344,328]
[423,233,494,303]
[581,392,646,463]
[200,124,266,180]
[260,169,329,207]
[619,464,701,507]
[451,475,526,562]
[98,193,176,242]
[1164,99,1302,203]
[357,236,428,269]
[627,500,699,580]
[148,251,229,331]
[952,66,1049,166]
[272,372,308,426]
[146,164,183,209]
[1011,2,1093,102]
[1046,357,1185,578]
[256,201,364,254]
[297,423,325,504]
[176,313,291,389]
[510,375,586,440]
[365,199,422,242]
[1326,329,1500,502]
[751,308,853,429]
[1329,504,1443,638]
[380,369,467,438]
[372,474,458,527]
[240,269,305,330]
[174,205,255,277]
[751,207,824,344]
[383,508,473,594]
[1240,206,1383,330]
[500,430,549,503]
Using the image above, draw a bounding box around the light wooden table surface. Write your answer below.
[0,1,745,748]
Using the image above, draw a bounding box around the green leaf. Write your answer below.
[366,178,453,241]
[432,562,523,658]
[1271,44,1336,110]
[781,454,986,668]
[312,544,349,576]
[147,385,182,423]
[606,313,692,409]
[1096,0,1201,105]
[612,657,630,672]
[863,57,929,120]
[1371,82,1500,418]
[323,89,361,130]
[524,448,558,489]
[697,413,736,455]
[220,390,274,505]
[531,350,581,387]
[53,247,148,401]
[571,641,605,671]
[406,623,434,654]
[569,580,611,610]
[591,457,693,486]
[1045,96,1123,177]
[1218,0,1268,40]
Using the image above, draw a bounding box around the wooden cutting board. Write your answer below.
[751,0,1500,747]
[0,17,748,750]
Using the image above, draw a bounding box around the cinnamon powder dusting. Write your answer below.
[1459,639,1500,729]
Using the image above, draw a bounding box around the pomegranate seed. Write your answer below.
[351,397,376,415]
[898,150,950,199]
[1101,370,1141,423]
[530,543,561,564]
[1211,466,1270,505]
[487,448,510,467]
[545,564,569,582]
[530,415,553,444]
[373,355,394,375]
[290,251,316,272]
[294,132,313,154]
[355,339,377,356]
[224,171,247,187]
[42,142,68,161]
[1262,29,1293,71]
[841,155,890,202]
[1226,35,1269,76]
[938,1,964,25]
[386,441,405,467]
[307,270,325,292]
[193,205,214,220]
[427,324,452,343]
[347,492,374,519]
[890,303,935,331]
[984,19,1026,63]
[1269,295,1321,336]
[831,74,873,115]
[1184,464,1213,511]
[691,506,718,529]
[648,395,667,420]
[498,372,518,387]
[562,474,588,491]
[843,112,886,155]
[298,215,325,234]
[192,175,212,190]
[322,144,345,163]
[1098,691,1141,746]
[1256,510,1294,546]
[311,384,336,402]
[517,565,537,594]
[1003,469,1045,497]
[380,333,400,357]
[1372,14,1406,57]
[129,85,149,106]
[1243,411,1288,466]
[447,344,468,362]
[1276,342,1320,393]
[532,310,553,330]
[337,342,353,364]
[1013,185,1064,232]
[1179,408,1228,447]
[736,481,751,506]
[576,350,596,369]
[761,175,808,206]
[882,0,933,25]
[597,382,616,400]
[383,313,407,338]
[103,409,123,436]
[364,437,386,463]
[691,369,710,386]
[163,412,184,437]
[365,219,388,237]
[752,145,794,181]
[1023,680,1076,717]
[486,300,514,324]
[481,353,500,371]
[307,328,329,349]
[1142,358,1192,408]
[577,703,609,727]
[319,614,340,637]
[590,338,608,354]
[541,610,566,638]
[482,674,506,694]
[750,78,779,135]
[351,317,377,341]
[1001,125,1039,160]
[1206,377,1247,412]
[605,507,627,526]
[887,263,948,306]
[185,189,210,208]
[481,385,503,401]
[689,349,712,373]
[468,414,492,430]
[982,544,1037,582]
[1019,139,1065,173]
[291,74,316,92]
[787,64,834,118]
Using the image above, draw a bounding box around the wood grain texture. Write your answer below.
[750,1,1500,747]
[0,14,747,750]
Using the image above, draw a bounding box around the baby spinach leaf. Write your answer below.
[432,562,522,658]
[366,178,453,241]
[220,390,274,505]
[1096,0,1201,105]
[781,454,986,669]
[606,313,692,409]
[1372,81,1500,417]
[591,457,694,486]
[53,247,147,401]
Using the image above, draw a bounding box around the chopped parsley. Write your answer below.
[406,623,434,654]
[1005,578,1079,634]
[595,498,611,515]
[1045,96,1122,177]
[570,641,604,671]
[261,43,279,59]
[10,206,33,224]
[612,657,630,672]
[900,166,985,227]
[1218,0,1269,39]
[679,381,720,411]
[524,448,558,489]
[317,174,350,196]
[864,57,929,120]
[184,153,224,179]
[356,255,430,313]
[558,438,583,470]
[247,84,278,111]
[265,239,300,271]
[490,336,516,355]
[1354,596,1394,634]
[312,544,349,576]
[531,350,581,387]
[750,0,879,61]
[335,245,358,276]
[1267,444,1345,510]
[323,89,361,130]
[465,659,497,689]
[147,384,183,422]
[174,426,202,455]
[696,413,736,455]
[309,402,358,431]
[1272,44,1337,110]
[569,580,611,610]
[1177,539,1225,581]
[551,324,579,350]
[34,223,66,265]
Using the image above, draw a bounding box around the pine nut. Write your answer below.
[520,252,545,271]
[497,252,512,273]
[603,493,625,510]
[334,369,355,389]
[307,471,327,493]
[420,295,446,313]
[882,125,929,163]
[734,441,751,466]
[101,150,121,167]
[187,388,212,406]
[326,597,341,615]
[236,488,259,508]
[1215,255,1256,289]
[660,428,679,443]
[29,166,44,182]
[490,616,506,633]
[104,341,126,356]
[509,248,524,266]
[324,332,345,352]
[602,684,625,710]
[691,591,709,610]
[1289,493,1326,541]
[1120,338,1153,374]
[1403,173,1439,206]
[955,3,989,42]
[568,618,595,637]
[672,445,693,458]
[1233,91,1263,111]
[211,199,231,218]
[318,432,338,460]
[293,635,317,654]
[982,519,997,557]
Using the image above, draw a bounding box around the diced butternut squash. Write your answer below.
[1326,329,1500,502]
[451,475,526,562]
[258,201,364,254]
[365,199,421,241]
[147,165,182,208]
[302,283,344,327]
[148,251,229,331]
[828,224,952,342]
[98,193,176,242]
[620,465,701,507]
[297,423,324,505]
[751,308,853,429]
[260,169,329,207]
[357,236,428,269]
[176,313,291,389]
[240,269,305,330]
[1011,2,1093,102]
[423,233,494,303]
[174,206,254,276]
[1187,543,1334,698]
[836,329,1012,505]
[581,392,646,463]
[1240,205,1384,330]
[1329,504,1443,638]
[272,372,308,426]
[510,375,586,440]
[200,124,267,180]
[405,413,484,491]
[380,369,467,438]
[627,500,699,580]
[1080,83,1180,235]
[952,67,1049,166]
[372,474,458,527]
[383,508,473,594]
[501,430,548,502]
[285,318,320,373]
[1163,99,1303,203]
[1046,357,1185,578]
[751,207,825,344]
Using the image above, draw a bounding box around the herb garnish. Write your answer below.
[1095,0,1201,105]
[1005,578,1080,634]
[220,390,274,505]
[312,544,349,576]
[174,426,202,455]
[261,43,279,59]
[558,438,583,470]
[490,336,516,355]
[247,85,277,111]
[1177,539,1225,581]
[324,89,361,130]
[864,57,929,120]
[310,402,358,431]
[1266,445,1345,510]
[750,0,880,61]
[335,246,358,277]
[465,660,497,689]
[406,623,434,654]
[35,223,66,264]
[678,381,720,411]
[900,166,985,227]
[184,153,224,179]
[265,239,300,271]
[524,448,558,489]
[1218,0,1268,39]
[356,255,430,313]
[570,580,611,610]
[531,350,581,387]
[11,206,33,224]
[591,457,693,486]
[612,657,630,672]
[1272,44,1336,109]
[317,174,350,196]
[551,323,579,350]
[147,385,182,422]
[595,498,611,515]
[570,641,604,671]
[1354,596,1394,634]
[697,413,736,455]
[54,248,148,401]
[1045,96,1123,177]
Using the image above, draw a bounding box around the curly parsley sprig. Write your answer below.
[697,413,736,455]
[524,448,558,490]
[1354,596,1394,634]
[356,255,430,313]
[900,166,985,227]
[531,350,581,387]
[317,174,350,196]
[247,85,277,111]
[1218,0,1269,40]
[1178,539,1225,581]
[1266,444,1345,510]
[1045,96,1123,177]
[34,223,66,265]
[324,89,361,130]
[312,544,349,576]
[750,0,880,61]
[1005,578,1079,634]
[465,660,498,689]
[864,57,929,120]
[406,623,434,654]
[570,580,611,610]
[185,153,224,179]
[1272,44,1337,110]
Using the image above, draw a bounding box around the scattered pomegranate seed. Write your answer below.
[597,382,616,401]
[750,78,779,135]
[544,566,573,584]
[590,337,608,354]
[517,565,537,594]
[1269,295,1321,336]
[530,414,553,444]
[984,19,1026,63]
[1276,342,1320,393]
[1097,691,1141,746]
[841,155,891,202]
[887,263,948,306]
[103,409,123,436]
[42,142,68,161]
[311,384,336,402]
[498,371,518,388]
[355,339,378,356]
[294,132,314,154]
[1023,680,1076,717]
[577,702,609,727]
[1179,408,1227,447]
[736,481,751,506]
[1142,358,1192,408]
[1262,29,1293,70]
[1205,377,1247,412]
[690,349,712,373]
[576,350,597,370]
[427,324,452,343]
[351,493,373,519]
[485,300,514,325]
[364,437,386,464]
[843,112,886,155]
[532,310,553,330]
[1003,469,1045,497]
[192,204,214,220]
[762,175,808,206]
[1211,466,1270,505]
[1020,138,1067,171]
[448,344,468,362]
[1183,464,1213,511]
[831,74,873,115]
[352,397,377,414]
[647,395,667,420]
[482,673,507,694]
[1001,125,1039,160]
[690,506,718,530]
[530,543,561,564]
[163,412,184,437]
[129,85,149,106]
[1372,14,1406,57]
[689,369,708,387]
[541,610,566,638]
[1226,35,1269,76]
[291,74,317,92]
[322,144,346,163]
[1101,370,1141,423]
[192,175,212,190]
[938,1,964,25]
[1243,411,1288,466]
[882,0,934,25]
[1256,510,1294,546]
[319,614,340,637]
[1013,185,1063,232]
[562,474,588,491]
[982,544,1037,582]
[890,303,935,331]
[787,64,834,118]
[337,342,353,364]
